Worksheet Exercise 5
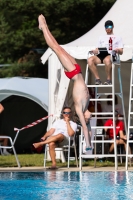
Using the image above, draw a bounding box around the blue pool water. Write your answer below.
[0,171,133,200]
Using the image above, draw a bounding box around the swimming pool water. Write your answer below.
[0,171,133,200]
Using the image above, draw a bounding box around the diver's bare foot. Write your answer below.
[33,142,43,149]
[38,14,46,30]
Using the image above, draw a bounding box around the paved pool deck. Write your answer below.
[0,166,133,172]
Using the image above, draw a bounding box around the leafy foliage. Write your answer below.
[0,0,115,76]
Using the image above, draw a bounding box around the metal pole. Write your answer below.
[118,67,127,133]
[94,87,98,167]
[112,63,118,170]
[126,63,133,170]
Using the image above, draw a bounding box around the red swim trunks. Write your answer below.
[64,64,82,79]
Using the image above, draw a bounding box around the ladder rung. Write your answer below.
[96,93,122,96]
[91,117,124,120]
[92,112,113,115]
[80,154,123,158]
[90,99,113,101]
[91,140,114,143]
[97,64,105,66]
[81,140,118,143]
[81,139,115,143]
[87,85,112,87]
[89,126,114,129]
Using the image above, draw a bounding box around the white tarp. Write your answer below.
[0,77,49,111]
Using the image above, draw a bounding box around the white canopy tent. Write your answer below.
[41,0,133,127]
[0,77,49,111]
[0,77,49,152]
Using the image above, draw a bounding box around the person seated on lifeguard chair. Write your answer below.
[87,20,124,85]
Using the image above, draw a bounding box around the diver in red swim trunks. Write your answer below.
[38,14,92,151]
[64,64,82,79]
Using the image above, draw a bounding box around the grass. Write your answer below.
[0,153,127,168]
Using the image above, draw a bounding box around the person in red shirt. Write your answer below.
[104,110,130,153]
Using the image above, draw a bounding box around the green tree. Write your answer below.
[0,0,115,77]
